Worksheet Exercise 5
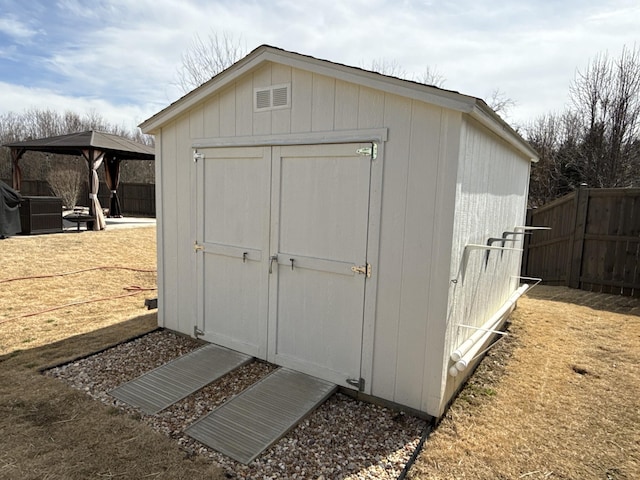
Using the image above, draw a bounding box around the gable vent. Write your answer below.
[273,86,289,107]
[256,89,271,109]
[254,83,291,112]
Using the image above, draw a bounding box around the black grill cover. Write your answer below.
[0,180,22,237]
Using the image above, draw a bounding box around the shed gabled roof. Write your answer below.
[140,45,537,161]
[4,130,155,160]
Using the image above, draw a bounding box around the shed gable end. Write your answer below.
[254,83,291,112]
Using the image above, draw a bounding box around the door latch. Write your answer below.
[351,263,372,278]
[194,241,204,252]
[269,254,278,274]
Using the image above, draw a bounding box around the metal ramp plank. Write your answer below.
[110,343,252,414]
[185,368,337,464]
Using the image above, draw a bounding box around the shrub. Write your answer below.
[47,169,83,209]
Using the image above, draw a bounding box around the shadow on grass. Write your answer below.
[0,312,159,371]
[0,312,224,480]
[525,285,640,317]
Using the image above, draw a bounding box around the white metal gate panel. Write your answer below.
[196,146,271,358]
[268,144,372,387]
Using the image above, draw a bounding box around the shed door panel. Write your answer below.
[196,146,270,358]
[268,144,371,387]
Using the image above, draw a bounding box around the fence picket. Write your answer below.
[3,179,155,217]
[524,187,640,297]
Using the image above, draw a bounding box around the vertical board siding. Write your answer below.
[372,94,412,400]
[334,80,359,130]
[311,74,336,132]
[235,80,253,136]
[291,69,313,133]
[443,117,531,412]
[421,110,461,415]
[524,188,640,297]
[159,123,178,331]
[358,87,385,129]
[219,86,236,137]
[176,115,196,333]
[190,106,204,139]
[270,64,291,134]
[203,95,221,138]
[393,102,442,407]
[154,138,165,329]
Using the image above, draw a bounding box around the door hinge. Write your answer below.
[193,151,204,162]
[194,241,204,252]
[346,377,365,391]
[351,263,372,278]
[194,325,204,338]
[356,143,377,160]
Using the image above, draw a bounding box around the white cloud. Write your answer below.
[0,0,638,132]
[0,15,38,41]
[0,81,158,131]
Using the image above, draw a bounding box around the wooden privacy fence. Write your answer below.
[5,179,156,217]
[522,187,640,297]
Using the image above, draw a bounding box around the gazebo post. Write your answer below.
[104,154,123,217]
[10,147,25,191]
[83,149,96,217]
[86,150,95,228]
[82,148,106,231]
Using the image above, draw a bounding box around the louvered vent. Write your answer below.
[254,83,290,112]
[256,89,271,109]
[273,86,289,107]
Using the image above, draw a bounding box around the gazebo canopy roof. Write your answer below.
[3,130,154,160]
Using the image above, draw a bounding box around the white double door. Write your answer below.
[195,143,373,388]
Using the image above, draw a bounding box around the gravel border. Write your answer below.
[46,330,427,479]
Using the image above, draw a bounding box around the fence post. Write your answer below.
[520,208,533,277]
[568,185,589,289]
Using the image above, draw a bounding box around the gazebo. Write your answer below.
[4,131,154,230]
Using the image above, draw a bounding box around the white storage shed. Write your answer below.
[140,45,538,418]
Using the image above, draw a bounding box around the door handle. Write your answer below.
[269,254,278,274]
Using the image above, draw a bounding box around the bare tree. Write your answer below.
[0,109,156,186]
[486,88,516,117]
[363,58,446,88]
[412,66,446,88]
[174,31,246,94]
[364,58,408,78]
[526,112,582,206]
[569,44,640,187]
[526,44,640,206]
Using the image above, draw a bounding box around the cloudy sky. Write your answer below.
[0,0,638,133]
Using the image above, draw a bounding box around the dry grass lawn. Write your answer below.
[1,226,639,479]
[410,287,640,480]
[0,227,224,479]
